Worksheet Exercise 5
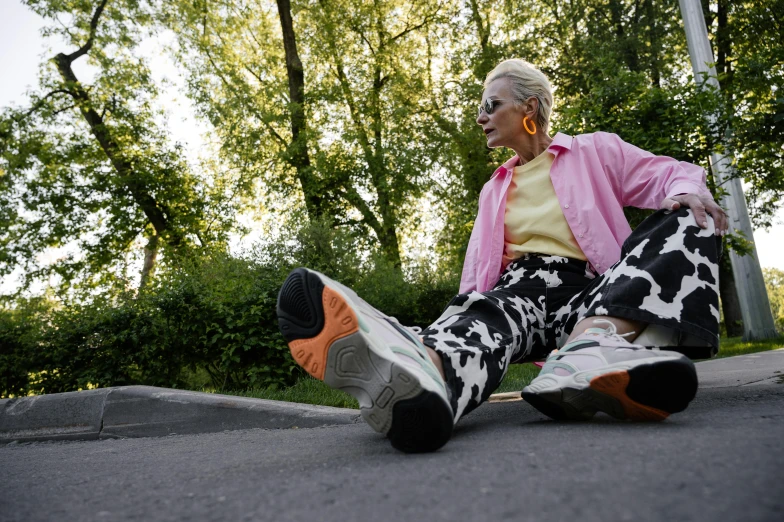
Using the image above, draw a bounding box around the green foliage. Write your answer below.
[0,0,244,294]
[763,268,784,333]
[2,0,782,396]
[0,218,460,397]
[0,298,50,397]
[713,0,784,229]
[0,254,298,396]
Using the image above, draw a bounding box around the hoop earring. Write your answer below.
[523,117,537,135]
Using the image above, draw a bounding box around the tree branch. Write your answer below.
[205,49,287,146]
[200,17,287,147]
[52,50,175,243]
[467,0,488,50]
[335,186,383,235]
[64,0,110,63]
[389,13,437,43]
[349,24,376,55]
[53,104,77,117]
[14,89,75,123]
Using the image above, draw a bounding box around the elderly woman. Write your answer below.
[276,59,727,453]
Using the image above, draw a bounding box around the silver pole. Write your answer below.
[678,0,778,340]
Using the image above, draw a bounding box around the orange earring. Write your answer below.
[523,117,537,135]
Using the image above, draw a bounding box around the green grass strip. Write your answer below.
[230,376,359,409]
[711,335,784,359]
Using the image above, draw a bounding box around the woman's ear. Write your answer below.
[525,97,539,118]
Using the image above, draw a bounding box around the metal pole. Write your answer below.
[678,0,778,340]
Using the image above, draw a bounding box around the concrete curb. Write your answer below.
[0,386,361,444]
[3,350,782,445]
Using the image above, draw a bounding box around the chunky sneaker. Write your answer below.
[276,268,453,452]
[521,320,698,421]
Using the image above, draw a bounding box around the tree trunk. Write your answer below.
[52,0,177,246]
[275,0,323,220]
[644,0,661,87]
[720,254,744,337]
[140,233,159,290]
[609,0,639,72]
[712,0,741,340]
[715,0,733,93]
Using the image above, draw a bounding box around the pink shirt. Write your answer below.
[459,132,711,293]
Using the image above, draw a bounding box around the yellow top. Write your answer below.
[503,151,586,265]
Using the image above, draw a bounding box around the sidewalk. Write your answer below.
[2,349,782,444]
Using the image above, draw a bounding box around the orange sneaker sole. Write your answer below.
[287,286,359,381]
[590,370,669,421]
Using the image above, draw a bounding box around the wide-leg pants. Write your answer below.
[421,208,721,422]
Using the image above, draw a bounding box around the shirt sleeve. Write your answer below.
[598,133,711,209]
[459,248,477,294]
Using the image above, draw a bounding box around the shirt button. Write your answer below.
[579,233,584,238]
[564,204,570,209]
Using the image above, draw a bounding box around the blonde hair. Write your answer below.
[484,59,553,134]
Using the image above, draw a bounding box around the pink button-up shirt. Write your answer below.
[459,132,711,293]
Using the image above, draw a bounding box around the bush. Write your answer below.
[0,300,47,397]
[0,219,462,398]
[0,254,299,396]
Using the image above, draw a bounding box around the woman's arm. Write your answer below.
[599,132,728,236]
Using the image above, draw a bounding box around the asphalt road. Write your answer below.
[2,383,783,522]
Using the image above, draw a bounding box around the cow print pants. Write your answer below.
[421,208,721,422]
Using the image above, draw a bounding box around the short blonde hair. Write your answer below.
[484,59,553,134]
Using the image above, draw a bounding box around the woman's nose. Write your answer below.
[477,111,488,125]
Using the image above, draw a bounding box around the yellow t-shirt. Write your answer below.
[503,151,586,265]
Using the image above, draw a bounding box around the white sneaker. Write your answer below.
[277,268,453,452]
[522,320,698,421]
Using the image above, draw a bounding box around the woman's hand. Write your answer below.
[660,193,728,236]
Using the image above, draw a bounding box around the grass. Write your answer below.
[229,376,359,409]
[711,335,784,359]
[223,335,784,409]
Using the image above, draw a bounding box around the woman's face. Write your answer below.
[476,78,529,149]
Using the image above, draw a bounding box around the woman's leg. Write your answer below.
[277,268,454,452]
[556,207,721,351]
[421,255,591,422]
[520,208,719,422]
[425,346,446,380]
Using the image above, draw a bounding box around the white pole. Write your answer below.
[678,0,778,340]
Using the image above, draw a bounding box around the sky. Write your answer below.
[2,0,783,280]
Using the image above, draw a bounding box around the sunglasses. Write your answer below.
[478,98,505,116]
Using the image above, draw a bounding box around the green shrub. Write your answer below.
[0,219,463,398]
[0,300,46,397]
[0,254,300,396]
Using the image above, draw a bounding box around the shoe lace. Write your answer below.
[384,317,426,348]
[589,318,636,344]
[389,317,423,338]
[549,319,637,356]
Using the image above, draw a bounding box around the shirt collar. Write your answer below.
[490,132,573,180]
[489,155,521,181]
[547,132,573,155]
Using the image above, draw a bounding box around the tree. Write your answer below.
[165,0,445,268]
[702,0,784,229]
[0,0,239,293]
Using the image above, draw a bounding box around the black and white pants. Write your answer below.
[421,208,721,422]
